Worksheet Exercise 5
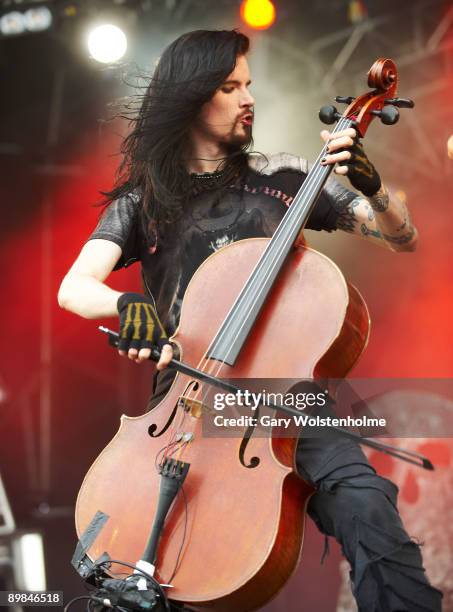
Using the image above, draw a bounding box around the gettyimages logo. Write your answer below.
[211,388,328,411]
[201,378,453,438]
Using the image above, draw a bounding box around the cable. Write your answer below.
[95,559,172,612]
[168,485,188,584]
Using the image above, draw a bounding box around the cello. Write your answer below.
[75,59,415,611]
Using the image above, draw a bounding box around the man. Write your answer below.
[58,30,442,611]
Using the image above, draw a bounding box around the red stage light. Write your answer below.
[240,0,276,31]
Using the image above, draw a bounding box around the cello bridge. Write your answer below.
[178,396,202,418]
[178,396,214,418]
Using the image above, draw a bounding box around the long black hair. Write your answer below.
[102,29,251,239]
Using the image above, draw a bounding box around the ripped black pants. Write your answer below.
[296,434,443,612]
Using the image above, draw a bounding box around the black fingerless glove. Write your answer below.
[117,292,169,353]
[346,140,381,197]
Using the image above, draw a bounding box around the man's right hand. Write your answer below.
[117,292,173,369]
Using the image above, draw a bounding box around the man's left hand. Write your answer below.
[320,127,381,197]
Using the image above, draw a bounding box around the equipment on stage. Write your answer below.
[70,553,170,611]
[73,58,423,611]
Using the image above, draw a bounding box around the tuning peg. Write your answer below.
[384,97,414,109]
[319,105,342,125]
[335,96,354,105]
[371,105,400,125]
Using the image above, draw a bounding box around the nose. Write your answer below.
[241,87,255,109]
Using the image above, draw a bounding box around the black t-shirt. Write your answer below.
[88,152,357,336]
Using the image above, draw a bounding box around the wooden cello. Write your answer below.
[75,59,411,611]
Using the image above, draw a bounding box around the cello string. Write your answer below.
[174,116,353,438]
[152,112,354,574]
[182,116,351,414]
[170,116,352,455]
[206,117,352,373]
[160,388,191,464]
[200,116,352,379]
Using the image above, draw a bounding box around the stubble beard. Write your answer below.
[227,122,253,148]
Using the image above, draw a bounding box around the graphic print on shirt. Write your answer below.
[165,190,273,335]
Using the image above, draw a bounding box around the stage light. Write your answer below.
[240,0,276,31]
[348,0,368,24]
[0,11,25,35]
[87,24,127,64]
[0,6,53,37]
[13,533,46,591]
[448,135,453,160]
[23,7,53,32]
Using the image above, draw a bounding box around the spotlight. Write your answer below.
[0,11,25,35]
[348,0,368,24]
[240,0,276,31]
[13,533,46,591]
[23,7,53,32]
[0,6,53,37]
[87,24,127,64]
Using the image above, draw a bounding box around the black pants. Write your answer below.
[150,371,443,612]
[296,432,443,612]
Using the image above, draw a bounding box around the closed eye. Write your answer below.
[220,79,252,94]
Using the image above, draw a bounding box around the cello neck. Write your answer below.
[207,117,353,366]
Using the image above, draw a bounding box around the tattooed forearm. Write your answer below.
[369,185,389,212]
[333,185,417,250]
[368,183,418,250]
[335,197,362,233]
[365,203,375,221]
[382,226,416,245]
[394,217,408,231]
[360,224,382,239]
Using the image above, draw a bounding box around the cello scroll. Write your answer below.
[320,57,414,135]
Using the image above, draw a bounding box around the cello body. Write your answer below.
[76,238,370,611]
